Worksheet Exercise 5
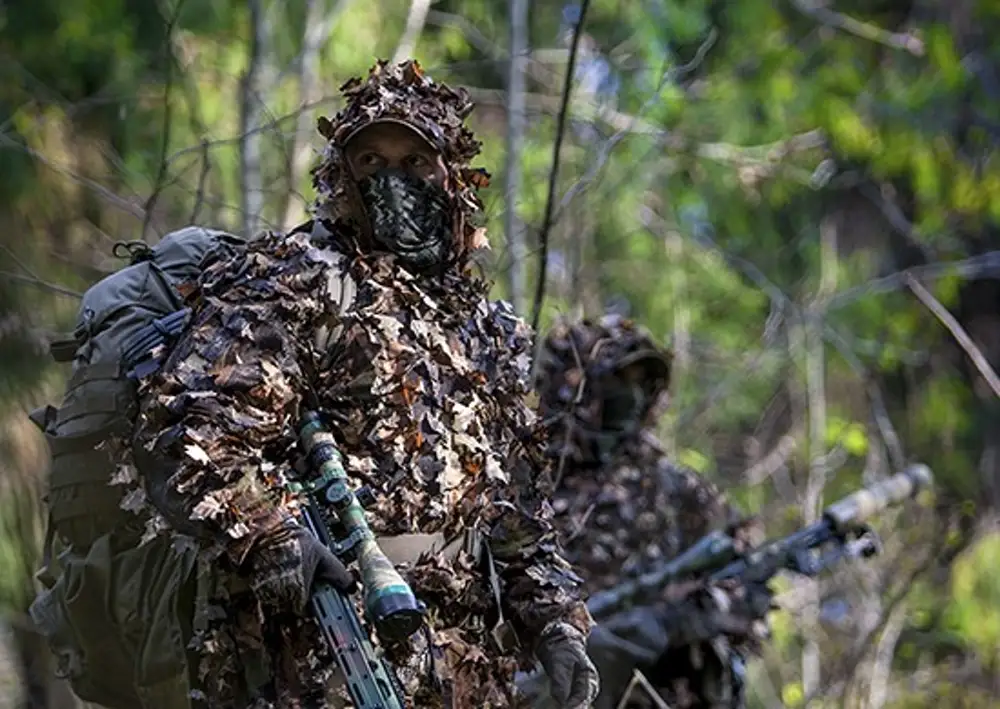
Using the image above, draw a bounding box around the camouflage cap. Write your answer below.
[311,60,492,260]
[535,313,673,430]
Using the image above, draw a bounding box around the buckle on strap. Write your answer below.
[123,308,193,379]
[455,526,519,653]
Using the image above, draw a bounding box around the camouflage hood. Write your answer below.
[310,60,492,267]
[535,313,673,465]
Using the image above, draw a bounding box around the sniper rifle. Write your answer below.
[588,463,934,620]
[515,464,934,705]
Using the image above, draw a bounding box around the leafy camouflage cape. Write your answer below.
[115,61,591,708]
[534,314,767,708]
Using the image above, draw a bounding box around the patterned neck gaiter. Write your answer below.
[357,168,453,270]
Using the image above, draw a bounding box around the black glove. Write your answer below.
[250,525,357,613]
[534,621,600,709]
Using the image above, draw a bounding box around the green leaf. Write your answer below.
[781,681,804,707]
[841,423,869,457]
[677,448,711,474]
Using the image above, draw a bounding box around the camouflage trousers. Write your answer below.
[27,530,460,709]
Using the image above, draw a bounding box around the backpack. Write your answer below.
[25,226,262,709]
[28,226,247,555]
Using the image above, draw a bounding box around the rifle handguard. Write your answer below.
[299,411,423,642]
[823,464,933,532]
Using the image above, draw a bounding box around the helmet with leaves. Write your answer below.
[535,313,673,461]
[310,60,491,263]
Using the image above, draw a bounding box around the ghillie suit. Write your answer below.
[531,314,772,709]
[30,61,595,709]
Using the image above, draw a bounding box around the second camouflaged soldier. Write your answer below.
[528,313,772,709]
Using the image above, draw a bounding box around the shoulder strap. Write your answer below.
[49,336,80,363]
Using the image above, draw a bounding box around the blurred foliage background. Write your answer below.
[0,0,998,707]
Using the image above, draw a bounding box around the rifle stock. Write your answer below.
[299,497,408,708]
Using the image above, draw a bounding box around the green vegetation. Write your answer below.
[1,0,998,704]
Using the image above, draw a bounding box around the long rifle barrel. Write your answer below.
[586,464,934,621]
[822,464,933,531]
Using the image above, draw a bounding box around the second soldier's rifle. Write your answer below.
[587,464,934,621]
[516,465,934,705]
[291,410,425,709]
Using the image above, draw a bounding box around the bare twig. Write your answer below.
[825,251,1000,312]
[905,272,1000,399]
[504,0,529,316]
[552,29,719,226]
[529,0,591,333]
[190,138,211,224]
[281,0,350,231]
[239,0,267,238]
[866,600,909,709]
[789,0,924,56]
[821,326,906,470]
[393,0,432,65]
[615,670,671,709]
[163,97,340,169]
[0,271,82,299]
[670,208,907,470]
[742,433,800,485]
[141,0,186,241]
[0,134,146,220]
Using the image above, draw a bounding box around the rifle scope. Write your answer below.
[299,411,424,642]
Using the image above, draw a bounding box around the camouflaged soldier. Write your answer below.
[528,314,772,709]
[100,61,597,708]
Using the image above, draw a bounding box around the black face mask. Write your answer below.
[600,383,647,434]
[357,168,453,270]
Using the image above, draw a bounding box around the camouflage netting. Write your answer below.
[311,60,492,264]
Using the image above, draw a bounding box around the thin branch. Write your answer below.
[665,209,906,469]
[529,0,591,333]
[141,0,186,241]
[742,432,800,485]
[789,0,924,56]
[552,29,719,226]
[163,96,341,168]
[825,251,1000,312]
[801,525,970,707]
[615,670,670,709]
[866,600,909,709]
[0,134,146,220]
[281,0,350,232]
[392,0,432,65]
[905,272,1000,399]
[190,138,212,224]
[504,0,529,315]
[0,271,83,299]
[240,0,267,238]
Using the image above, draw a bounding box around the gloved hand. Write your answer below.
[249,525,357,613]
[534,621,600,709]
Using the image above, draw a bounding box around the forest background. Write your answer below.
[0,0,997,707]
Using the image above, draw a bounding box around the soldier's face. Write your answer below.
[344,123,448,189]
[343,122,454,269]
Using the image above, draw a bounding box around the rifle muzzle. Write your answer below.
[356,539,425,641]
[823,464,933,531]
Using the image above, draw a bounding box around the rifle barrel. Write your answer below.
[823,464,933,531]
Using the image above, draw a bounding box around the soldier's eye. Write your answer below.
[406,154,429,169]
[359,152,386,169]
